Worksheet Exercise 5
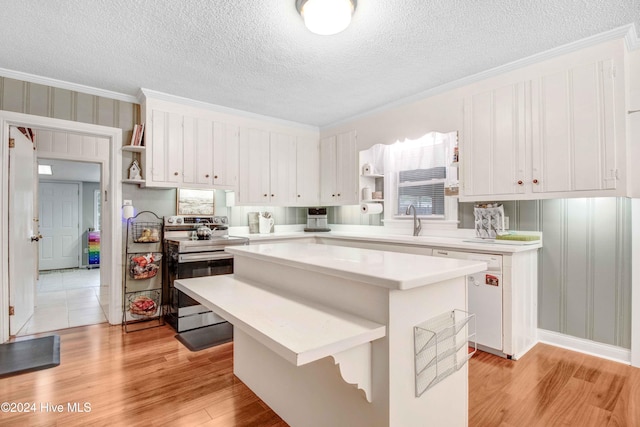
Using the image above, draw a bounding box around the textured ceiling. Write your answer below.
[0,0,638,127]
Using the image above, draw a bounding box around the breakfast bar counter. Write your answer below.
[176,243,486,427]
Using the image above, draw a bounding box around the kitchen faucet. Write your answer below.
[406,204,421,236]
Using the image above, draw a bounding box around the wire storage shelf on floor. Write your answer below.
[123,210,164,332]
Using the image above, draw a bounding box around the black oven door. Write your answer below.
[165,250,234,332]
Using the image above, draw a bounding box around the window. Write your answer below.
[397,167,446,217]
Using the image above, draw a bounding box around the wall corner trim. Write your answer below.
[625,23,640,51]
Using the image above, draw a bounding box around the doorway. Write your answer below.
[0,111,123,343]
[16,159,107,336]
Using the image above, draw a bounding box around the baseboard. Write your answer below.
[537,329,631,365]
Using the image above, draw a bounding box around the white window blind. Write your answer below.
[397,167,446,217]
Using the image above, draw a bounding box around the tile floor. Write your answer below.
[16,268,107,336]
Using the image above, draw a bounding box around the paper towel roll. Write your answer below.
[360,203,383,215]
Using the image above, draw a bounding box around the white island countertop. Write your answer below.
[226,243,487,290]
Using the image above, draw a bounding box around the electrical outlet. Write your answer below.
[505,216,510,230]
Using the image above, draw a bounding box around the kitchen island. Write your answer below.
[175,243,487,427]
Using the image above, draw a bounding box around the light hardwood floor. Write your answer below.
[1,324,638,426]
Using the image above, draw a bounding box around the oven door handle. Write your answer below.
[178,252,233,263]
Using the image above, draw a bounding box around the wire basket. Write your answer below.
[127,290,161,319]
[129,253,162,280]
[130,221,161,243]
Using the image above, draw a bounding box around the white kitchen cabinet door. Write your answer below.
[296,136,319,206]
[238,127,270,204]
[319,131,358,206]
[194,117,214,185]
[150,109,183,185]
[319,136,338,205]
[213,122,239,190]
[269,132,297,205]
[182,115,214,186]
[531,59,617,193]
[461,82,527,198]
[335,130,358,204]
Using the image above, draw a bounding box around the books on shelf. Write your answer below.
[129,123,145,146]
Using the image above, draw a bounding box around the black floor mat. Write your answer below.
[175,322,233,352]
[0,335,60,378]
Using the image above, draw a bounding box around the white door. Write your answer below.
[8,127,38,335]
[39,182,80,270]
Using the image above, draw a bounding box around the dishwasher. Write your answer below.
[432,249,504,355]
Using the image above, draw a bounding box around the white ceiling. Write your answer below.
[1,1,638,128]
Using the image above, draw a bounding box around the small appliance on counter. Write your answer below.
[304,207,331,232]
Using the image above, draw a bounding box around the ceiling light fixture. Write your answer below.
[296,0,357,36]
[38,164,52,175]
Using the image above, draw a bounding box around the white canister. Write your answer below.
[362,186,372,200]
[259,216,274,234]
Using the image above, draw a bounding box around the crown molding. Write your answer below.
[0,67,139,104]
[139,88,319,132]
[322,23,639,130]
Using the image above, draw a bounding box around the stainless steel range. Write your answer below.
[163,215,248,343]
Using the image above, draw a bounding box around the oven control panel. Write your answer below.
[164,216,228,226]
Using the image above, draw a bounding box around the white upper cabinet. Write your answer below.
[238,129,306,206]
[149,109,183,185]
[462,82,528,198]
[238,127,271,204]
[269,132,297,205]
[142,98,241,190]
[183,115,212,186]
[319,130,358,206]
[531,59,617,194]
[460,55,621,201]
[296,136,319,206]
[212,122,239,190]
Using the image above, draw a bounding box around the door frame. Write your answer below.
[38,179,83,270]
[0,111,123,343]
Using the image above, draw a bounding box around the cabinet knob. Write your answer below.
[271,194,275,197]
[214,175,218,179]
[205,174,210,178]
[517,180,523,185]
[533,179,539,184]
[297,195,301,198]
[174,172,179,176]
[337,193,341,197]
[332,194,335,197]
[263,194,268,197]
